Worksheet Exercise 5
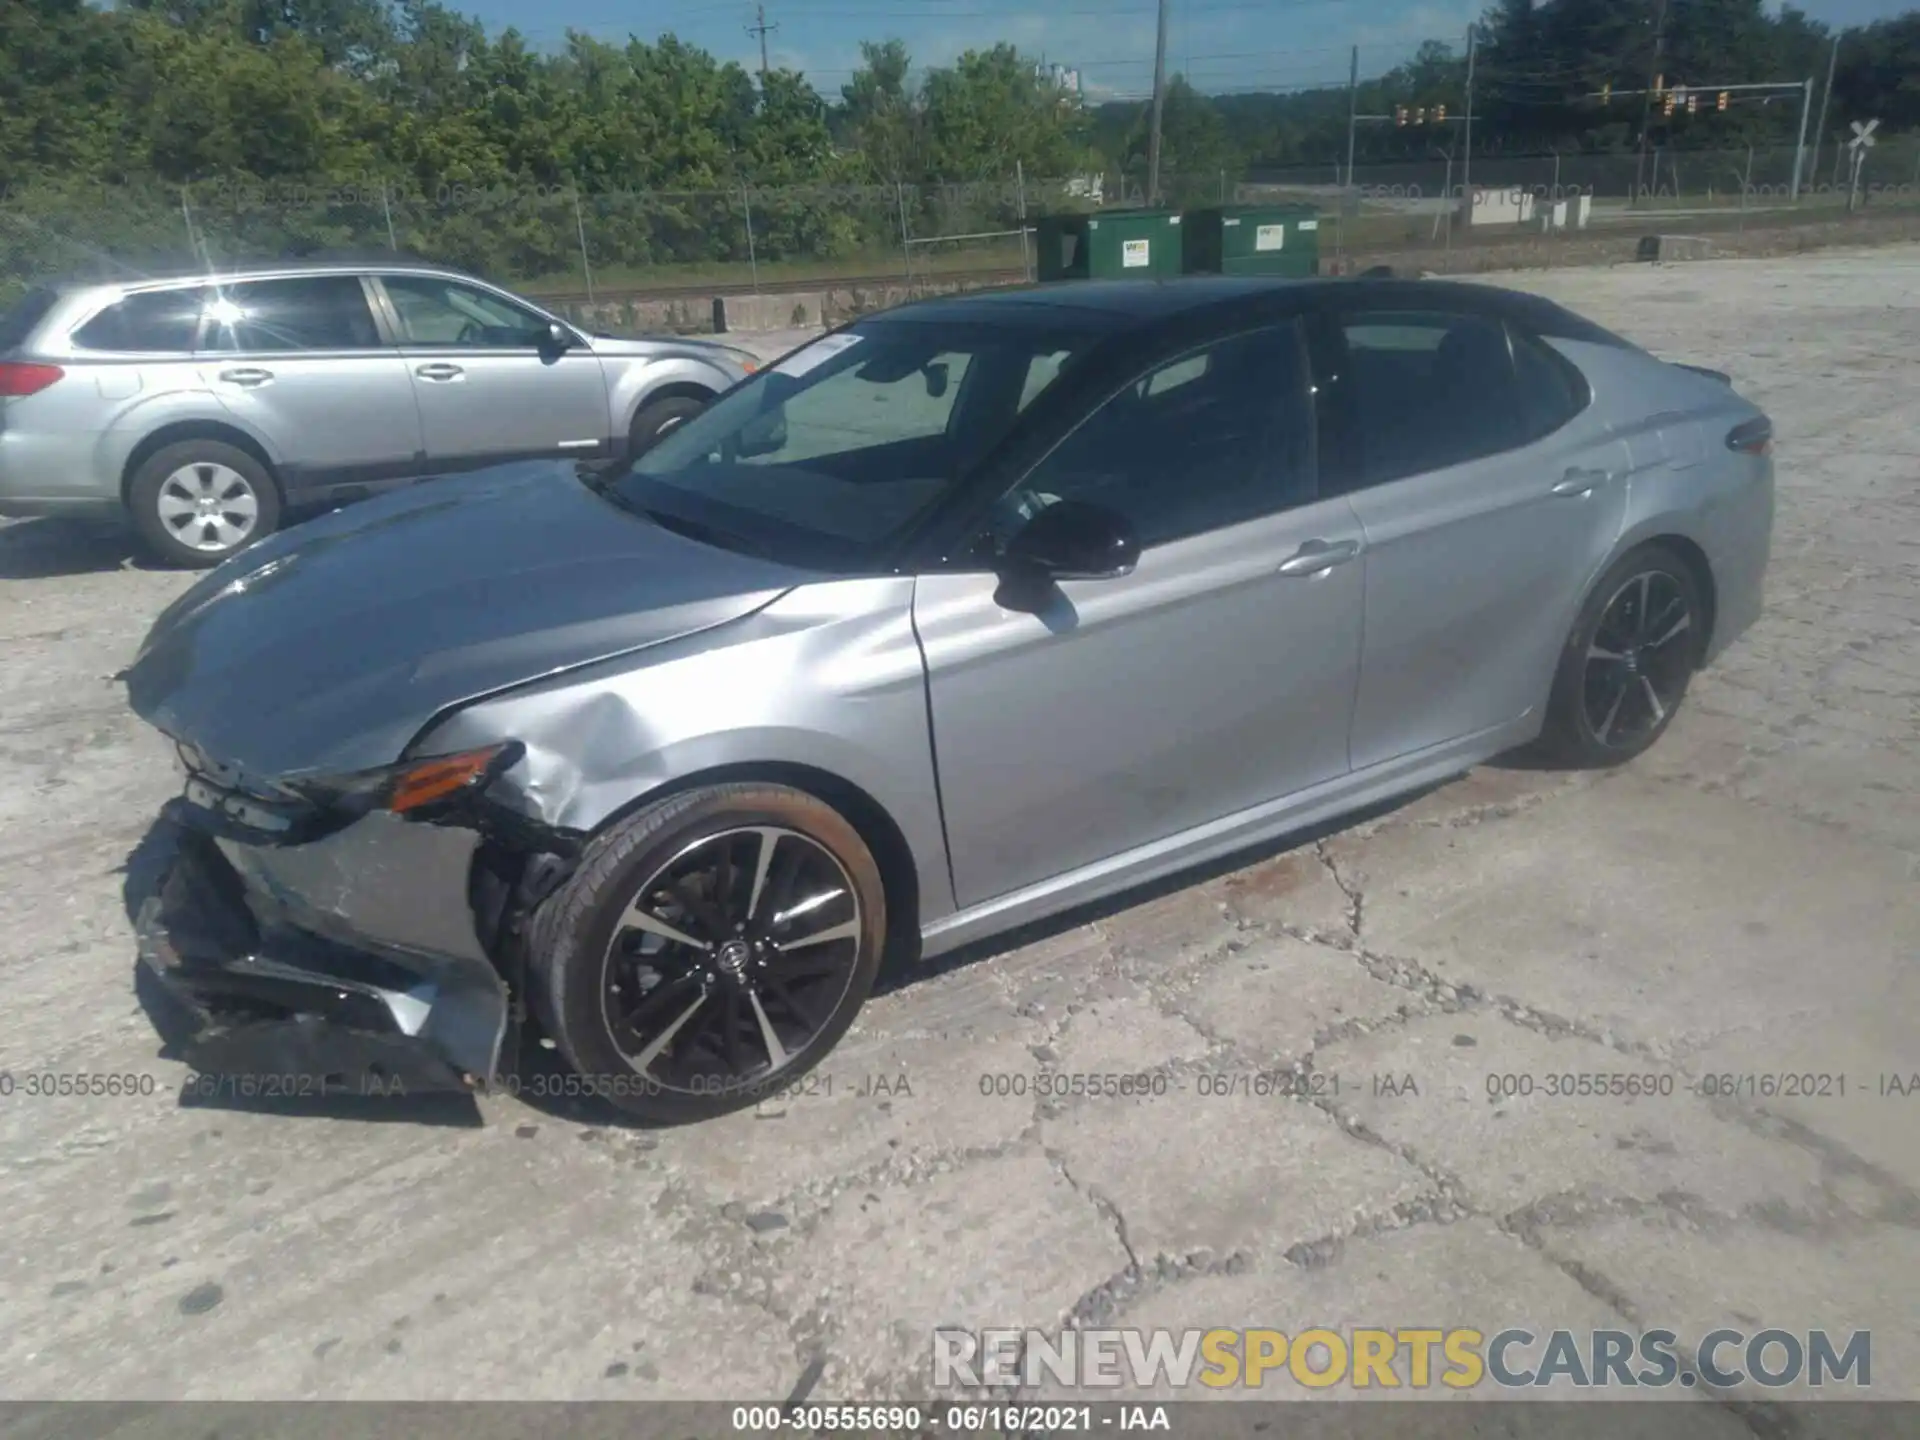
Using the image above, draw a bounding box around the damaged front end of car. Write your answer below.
[136,737,583,1099]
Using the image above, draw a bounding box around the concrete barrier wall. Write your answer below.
[547,273,1015,337]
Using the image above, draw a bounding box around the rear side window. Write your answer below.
[0,288,61,351]
[1332,310,1526,487]
[200,276,382,352]
[1511,330,1590,440]
[72,289,205,353]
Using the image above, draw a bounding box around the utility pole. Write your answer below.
[1146,0,1171,205]
[1810,32,1840,188]
[1461,24,1477,211]
[1634,0,1670,208]
[746,2,776,79]
[1344,45,1360,190]
[1790,76,1813,200]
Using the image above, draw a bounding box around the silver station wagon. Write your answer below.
[0,259,758,565]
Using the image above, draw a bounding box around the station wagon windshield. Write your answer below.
[607,318,1098,570]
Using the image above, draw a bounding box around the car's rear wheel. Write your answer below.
[1542,543,1706,767]
[128,440,281,569]
[527,783,886,1124]
[628,394,708,460]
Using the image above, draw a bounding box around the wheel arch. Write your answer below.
[627,381,716,431]
[120,421,283,509]
[580,760,924,964]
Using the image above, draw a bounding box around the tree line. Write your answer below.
[2,0,1915,289]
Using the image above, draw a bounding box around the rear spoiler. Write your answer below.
[1673,362,1732,386]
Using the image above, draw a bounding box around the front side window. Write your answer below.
[199,276,381,353]
[1335,309,1526,486]
[382,276,550,348]
[993,322,1317,550]
[72,288,205,353]
[607,318,1102,569]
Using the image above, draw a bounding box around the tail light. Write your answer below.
[1726,417,1772,457]
[0,362,64,398]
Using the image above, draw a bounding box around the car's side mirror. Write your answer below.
[924,361,949,399]
[543,321,575,352]
[996,499,1139,608]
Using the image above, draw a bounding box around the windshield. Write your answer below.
[607,317,1097,570]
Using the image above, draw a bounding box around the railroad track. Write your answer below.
[529,265,1030,307]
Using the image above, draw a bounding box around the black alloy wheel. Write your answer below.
[600,826,863,1091]
[1582,570,1697,751]
[528,784,886,1124]
[1543,543,1706,767]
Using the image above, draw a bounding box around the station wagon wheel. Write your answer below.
[628,393,709,460]
[1542,543,1705,767]
[527,783,887,1124]
[157,463,259,553]
[127,439,283,570]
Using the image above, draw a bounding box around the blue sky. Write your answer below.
[461,0,1913,99]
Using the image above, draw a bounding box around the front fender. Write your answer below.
[609,356,741,436]
[410,578,961,924]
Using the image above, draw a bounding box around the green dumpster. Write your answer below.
[1181,204,1322,278]
[1035,209,1184,281]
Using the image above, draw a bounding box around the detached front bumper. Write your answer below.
[136,817,511,1098]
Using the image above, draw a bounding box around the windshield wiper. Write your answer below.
[627,501,774,559]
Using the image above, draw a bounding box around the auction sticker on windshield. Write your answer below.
[774,333,863,378]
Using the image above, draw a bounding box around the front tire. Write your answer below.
[627,393,708,460]
[128,441,281,569]
[1541,543,1706,767]
[527,783,887,1125]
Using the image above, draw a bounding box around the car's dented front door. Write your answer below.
[913,321,1366,911]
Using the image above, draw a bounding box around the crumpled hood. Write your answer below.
[124,463,804,779]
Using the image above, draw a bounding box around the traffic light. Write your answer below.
[1686,92,1698,114]
[1435,103,1447,123]
[1717,90,1729,111]
[1415,106,1427,125]
[1395,105,1407,126]
[1600,82,1611,103]
[1663,91,1676,116]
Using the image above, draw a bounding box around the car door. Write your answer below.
[1308,306,1631,772]
[196,274,426,494]
[373,273,612,472]
[913,320,1367,911]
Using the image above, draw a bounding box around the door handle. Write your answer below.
[1551,466,1614,497]
[217,367,273,387]
[1277,539,1362,577]
[414,363,465,382]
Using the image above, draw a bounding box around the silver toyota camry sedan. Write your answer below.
[125,276,1774,1124]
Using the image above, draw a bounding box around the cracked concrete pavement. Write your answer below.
[0,250,1915,1418]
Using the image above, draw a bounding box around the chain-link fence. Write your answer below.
[5,144,1918,312]
[0,173,1099,308]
